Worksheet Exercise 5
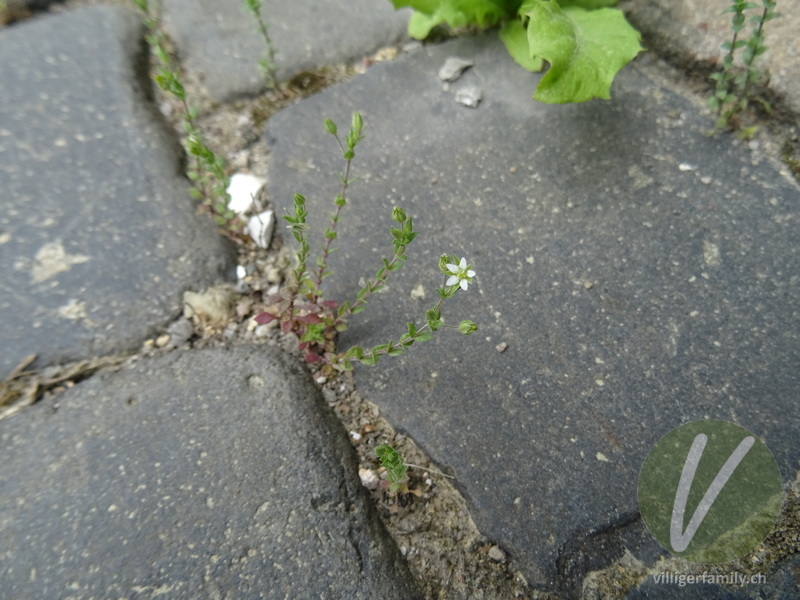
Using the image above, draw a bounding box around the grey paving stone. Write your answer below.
[623,0,800,115]
[626,580,747,599]
[0,6,236,380]
[264,35,800,594]
[6,0,62,11]
[162,0,411,103]
[0,345,422,599]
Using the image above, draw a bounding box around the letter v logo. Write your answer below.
[638,420,782,563]
[669,433,754,552]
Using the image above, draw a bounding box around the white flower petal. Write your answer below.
[446,263,459,274]
[459,279,469,290]
[458,257,467,269]
[446,275,459,286]
[467,269,476,277]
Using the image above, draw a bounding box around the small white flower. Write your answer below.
[445,257,476,291]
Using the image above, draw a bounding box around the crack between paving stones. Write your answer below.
[554,509,644,597]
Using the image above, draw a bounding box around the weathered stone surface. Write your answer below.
[6,0,62,11]
[264,35,800,593]
[623,0,800,115]
[163,0,411,103]
[0,346,422,599]
[0,6,236,379]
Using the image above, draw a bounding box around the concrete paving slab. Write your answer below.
[6,0,61,11]
[623,0,800,116]
[162,0,411,103]
[0,345,422,599]
[264,35,800,594]
[0,5,236,380]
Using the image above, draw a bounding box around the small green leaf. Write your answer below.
[416,330,434,342]
[346,346,364,359]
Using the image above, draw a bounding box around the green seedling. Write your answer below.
[254,113,478,376]
[132,0,244,238]
[709,0,778,131]
[241,0,285,96]
[375,444,410,494]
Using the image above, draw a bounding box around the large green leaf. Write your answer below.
[560,0,618,8]
[390,0,513,38]
[499,19,543,71]
[408,11,444,38]
[521,0,642,103]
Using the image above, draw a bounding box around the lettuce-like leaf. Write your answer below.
[499,19,543,72]
[521,0,642,103]
[408,11,444,38]
[390,0,512,38]
[559,0,619,8]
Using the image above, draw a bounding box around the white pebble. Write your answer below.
[246,210,275,249]
[226,173,265,215]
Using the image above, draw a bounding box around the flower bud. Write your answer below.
[459,320,478,335]
[438,254,451,274]
[351,111,363,133]
[324,119,337,136]
[392,206,407,223]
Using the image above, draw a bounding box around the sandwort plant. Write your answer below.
[133,0,243,238]
[709,0,778,131]
[375,444,410,494]
[241,0,284,96]
[254,112,478,376]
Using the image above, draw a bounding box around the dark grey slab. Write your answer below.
[6,0,62,11]
[162,0,411,103]
[0,6,236,379]
[0,346,422,599]
[264,35,800,594]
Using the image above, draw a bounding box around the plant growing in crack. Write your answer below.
[132,0,245,240]
[375,443,455,496]
[709,0,778,133]
[375,444,411,495]
[241,0,285,97]
[254,112,478,377]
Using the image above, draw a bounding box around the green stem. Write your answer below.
[312,154,352,298]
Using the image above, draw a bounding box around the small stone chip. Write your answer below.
[488,545,506,563]
[358,468,379,490]
[583,281,594,290]
[438,57,474,82]
[455,85,482,108]
[495,342,508,353]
